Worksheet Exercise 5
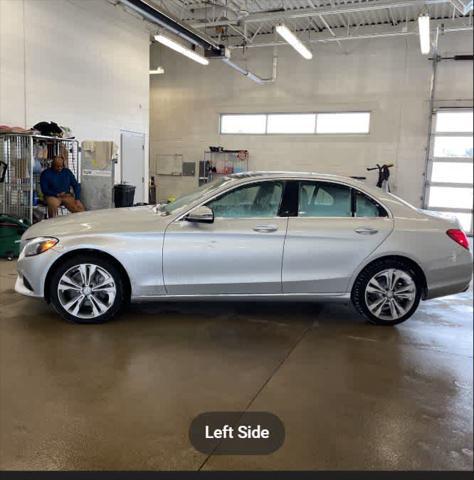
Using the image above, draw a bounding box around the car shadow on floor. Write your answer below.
[122,299,367,329]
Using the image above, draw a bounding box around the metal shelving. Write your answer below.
[199,149,249,186]
[0,133,80,223]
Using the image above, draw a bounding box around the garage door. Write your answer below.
[424,109,473,234]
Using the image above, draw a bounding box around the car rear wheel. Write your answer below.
[50,254,125,324]
[351,259,421,326]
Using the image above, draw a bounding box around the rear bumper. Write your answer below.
[424,248,473,300]
[425,278,472,300]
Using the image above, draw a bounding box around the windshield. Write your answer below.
[161,177,232,214]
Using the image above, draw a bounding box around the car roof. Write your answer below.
[229,171,364,185]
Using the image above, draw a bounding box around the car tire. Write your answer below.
[351,258,422,326]
[50,254,125,324]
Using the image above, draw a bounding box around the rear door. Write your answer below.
[282,180,394,294]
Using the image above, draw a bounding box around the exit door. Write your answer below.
[121,131,145,203]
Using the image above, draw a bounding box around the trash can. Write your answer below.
[113,184,136,208]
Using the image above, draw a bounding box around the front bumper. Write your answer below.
[15,247,61,299]
[15,275,40,298]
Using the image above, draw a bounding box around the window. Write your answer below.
[298,182,352,217]
[206,181,283,218]
[220,114,266,134]
[297,182,387,218]
[430,162,473,184]
[316,112,370,134]
[425,109,473,234]
[435,111,473,133]
[433,136,473,158]
[267,114,315,134]
[220,112,370,135]
[427,186,473,210]
[164,177,232,214]
[355,191,388,218]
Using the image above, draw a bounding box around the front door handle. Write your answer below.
[253,224,278,233]
[355,227,378,235]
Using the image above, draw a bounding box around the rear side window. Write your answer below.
[298,181,352,217]
[354,190,388,217]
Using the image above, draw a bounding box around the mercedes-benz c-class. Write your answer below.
[15,172,472,325]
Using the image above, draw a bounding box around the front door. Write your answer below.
[283,180,394,294]
[163,180,287,295]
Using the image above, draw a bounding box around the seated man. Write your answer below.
[40,156,85,218]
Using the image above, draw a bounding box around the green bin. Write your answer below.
[0,214,31,260]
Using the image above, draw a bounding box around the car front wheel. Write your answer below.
[50,254,125,323]
[351,259,421,326]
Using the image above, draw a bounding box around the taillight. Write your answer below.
[447,229,470,250]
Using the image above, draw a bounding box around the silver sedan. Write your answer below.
[15,172,472,325]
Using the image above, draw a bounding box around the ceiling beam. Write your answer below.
[190,0,457,28]
[227,24,472,49]
[449,0,474,14]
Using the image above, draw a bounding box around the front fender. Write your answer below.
[49,233,165,298]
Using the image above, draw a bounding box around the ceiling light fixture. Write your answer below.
[275,24,312,60]
[418,14,431,55]
[154,34,209,65]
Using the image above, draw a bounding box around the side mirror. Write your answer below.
[185,205,214,224]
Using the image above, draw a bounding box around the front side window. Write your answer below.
[206,181,283,218]
[298,181,352,217]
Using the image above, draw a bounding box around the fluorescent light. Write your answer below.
[276,24,312,60]
[149,66,165,75]
[154,34,209,66]
[418,14,431,55]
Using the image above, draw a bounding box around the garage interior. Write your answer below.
[0,0,473,473]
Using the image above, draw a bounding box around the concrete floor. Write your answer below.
[0,259,472,471]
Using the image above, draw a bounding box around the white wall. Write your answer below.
[0,0,150,200]
[150,29,473,205]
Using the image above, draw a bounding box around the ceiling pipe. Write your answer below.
[221,29,279,85]
[119,0,273,85]
[222,45,278,85]
[120,0,221,53]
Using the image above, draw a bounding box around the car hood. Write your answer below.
[22,206,171,239]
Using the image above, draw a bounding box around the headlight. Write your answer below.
[23,237,59,257]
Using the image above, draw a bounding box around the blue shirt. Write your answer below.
[40,168,81,200]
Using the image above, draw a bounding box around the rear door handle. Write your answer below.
[355,227,379,235]
[253,224,278,233]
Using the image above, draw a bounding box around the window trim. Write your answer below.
[219,111,372,136]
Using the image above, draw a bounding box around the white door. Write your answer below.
[121,131,145,203]
[424,109,473,234]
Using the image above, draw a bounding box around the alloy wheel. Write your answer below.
[57,263,116,319]
[364,268,416,321]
